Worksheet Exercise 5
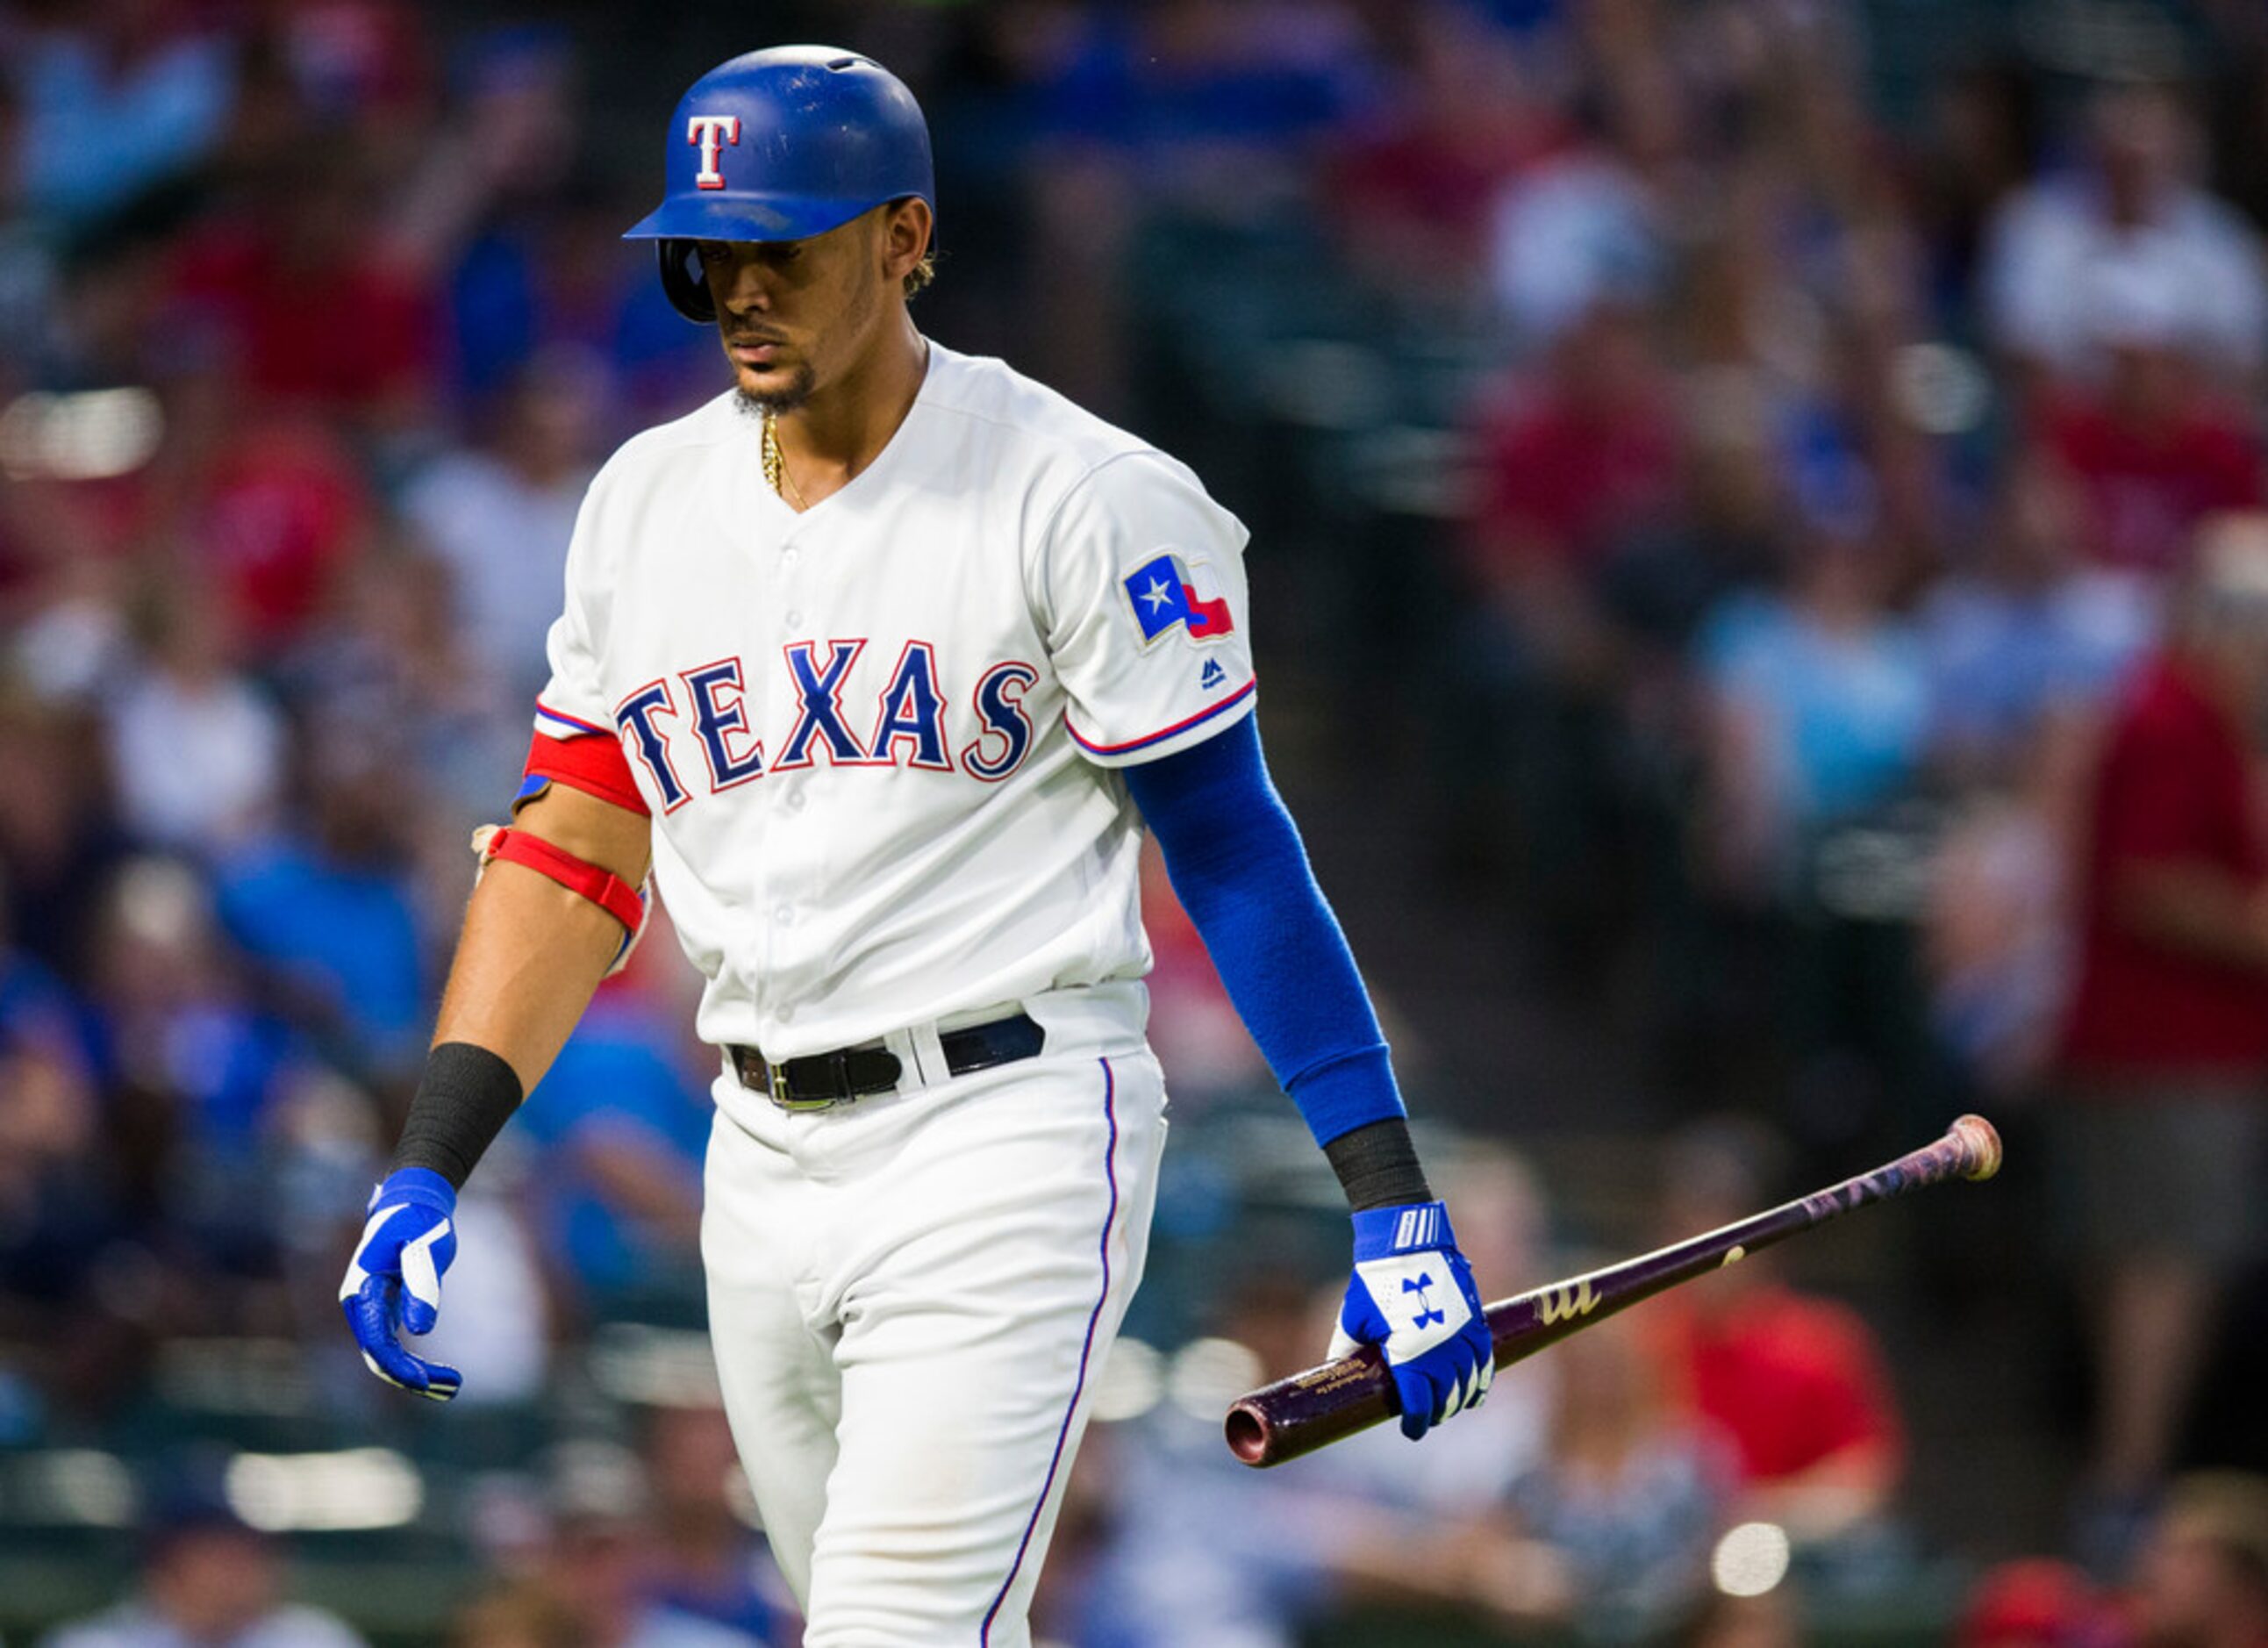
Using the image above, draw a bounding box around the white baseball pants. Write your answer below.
[702,1017,1166,1647]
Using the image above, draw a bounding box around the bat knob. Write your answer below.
[1224,1405,1268,1465]
[1951,1114,2003,1181]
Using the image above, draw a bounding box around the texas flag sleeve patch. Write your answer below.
[1122,552,1237,644]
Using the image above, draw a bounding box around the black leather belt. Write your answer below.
[729,1012,1046,1112]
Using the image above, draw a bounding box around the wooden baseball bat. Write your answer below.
[1224,1113,2002,1468]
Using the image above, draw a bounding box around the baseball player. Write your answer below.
[340,46,1495,1645]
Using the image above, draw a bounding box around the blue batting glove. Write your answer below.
[339,1167,463,1401]
[1328,1200,1494,1441]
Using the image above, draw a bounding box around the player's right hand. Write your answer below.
[339,1167,463,1401]
[1329,1200,1494,1441]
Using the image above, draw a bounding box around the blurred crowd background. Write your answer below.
[9,0,2268,1643]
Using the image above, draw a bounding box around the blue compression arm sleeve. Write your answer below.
[1120,713,1403,1147]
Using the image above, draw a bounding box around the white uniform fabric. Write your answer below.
[535,343,1250,1642]
[533,342,1256,1074]
[705,1045,1167,1647]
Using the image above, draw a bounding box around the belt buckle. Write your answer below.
[769,1053,846,1113]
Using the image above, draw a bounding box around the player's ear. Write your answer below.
[880,197,932,286]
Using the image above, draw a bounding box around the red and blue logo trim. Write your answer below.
[1121,552,1235,645]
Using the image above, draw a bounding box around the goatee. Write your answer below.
[733,370,816,419]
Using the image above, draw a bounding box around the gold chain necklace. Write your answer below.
[762,410,810,511]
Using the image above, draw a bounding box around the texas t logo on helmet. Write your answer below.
[687,114,741,189]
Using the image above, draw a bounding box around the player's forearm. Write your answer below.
[387,873,618,1190]
[394,786,654,1188]
[431,859,624,1092]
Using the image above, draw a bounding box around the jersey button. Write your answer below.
[782,548,801,567]
[786,790,807,812]
[785,610,805,628]
[774,906,795,926]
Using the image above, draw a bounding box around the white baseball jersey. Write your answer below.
[530,341,1256,1059]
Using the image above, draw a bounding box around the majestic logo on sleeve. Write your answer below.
[1123,553,1235,646]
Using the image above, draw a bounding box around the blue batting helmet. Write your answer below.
[625,46,935,325]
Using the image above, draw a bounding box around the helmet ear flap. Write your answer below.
[657,240,717,325]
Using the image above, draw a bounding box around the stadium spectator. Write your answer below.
[2057,516,2268,1552]
[1485,82,1673,350]
[640,1401,797,1644]
[1918,456,2148,1093]
[402,347,605,708]
[7,0,240,232]
[383,18,697,414]
[1919,451,2155,780]
[86,855,297,1169]
[168,146,439,426]
[1982,83,2267,396]
[1695,489,1930,903]
[0,689,132,983]
[2127,1472,2268,1648]
[103,577,284,856]
[1468,300,1685,583]
[1454,297,1684,935]
[1913,62,2045,326]
[527,1441,769,1648]
[187,413,376,661]
[509,990,709,1315]
[214,741,428,1076]
[1922,706,2093,1097]
[1328,1,1557,301]
[2035,273,2264,577]
[1011,0,1384,412]
[1502,1308,1729,1639]
[389,21,578,301]
[277,537,504,818]
[39,1490,368,1648]
[0,904,127,1412]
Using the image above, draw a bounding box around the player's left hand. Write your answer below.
[1329,1200,1493,1440]
[339,1168,463,1401]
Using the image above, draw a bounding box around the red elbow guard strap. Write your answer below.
[481,827,647,937]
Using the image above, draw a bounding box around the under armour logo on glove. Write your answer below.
[339,1168,463,1401]
[1402,1273,1447,1329]
[1329,1200,1493,1440]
